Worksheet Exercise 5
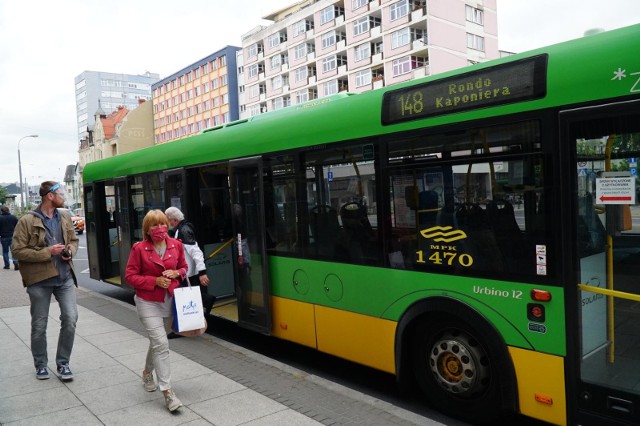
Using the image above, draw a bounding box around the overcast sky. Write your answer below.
[1,0,638,185]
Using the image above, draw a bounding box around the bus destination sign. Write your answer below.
[381,54,548,125]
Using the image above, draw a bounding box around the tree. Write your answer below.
[0,186,7,204]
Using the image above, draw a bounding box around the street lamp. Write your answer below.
[18,134,39,209]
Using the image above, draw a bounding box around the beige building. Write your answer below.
[239,0,498,118]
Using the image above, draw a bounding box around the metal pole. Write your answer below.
[17,134,38,210]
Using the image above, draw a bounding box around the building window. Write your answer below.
[320,6,335,24]
[354,42,371,61]
[295,66,308,82]
[352,0,367,10]
[250,84,260,98]
[247,43,262,57]
[353,16,370,36]
[269,33,281,48]
[220,75,228,86]
[392,55,426,76]
[321,31,337,48]
[466,5,484,25]
[250,105,260,116]
[222,93,229,104]
[354,69,371,87]
[391,27,410,49]
[294,43,308,60]
[269,31,286,48]
[323,79,338,97]
[220,55,226,66]
[271,55,281,69]
[390,0,409,20]
[323,55,337,73]
[296,89,309,103]
[272,75,283,90]
[392,56,411,76]
[293,19,313,36]
[467,33,485,51]
[248,64,259,78]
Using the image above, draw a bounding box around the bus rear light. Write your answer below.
[531,289,552,301]
[527,303,545,322]
[535,393,553,405]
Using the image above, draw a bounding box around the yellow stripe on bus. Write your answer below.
[508,346,567,426]
[270,297,397,373]
[315,305,396,374]
[271,296,317,349]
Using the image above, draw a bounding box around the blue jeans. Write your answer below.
[1,236,16,267]
[26,278,78,368]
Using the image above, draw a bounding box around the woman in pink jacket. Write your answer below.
[125,209,187,412]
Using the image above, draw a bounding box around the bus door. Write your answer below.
[114,178,133,282]
[229,157,272,334]
[84,183,102,281]
[563,99,640,425]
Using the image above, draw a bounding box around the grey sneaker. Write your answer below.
[56,364,73,381]
[36,367,49,380]
[142,370,157,392]
[164,389,183,412]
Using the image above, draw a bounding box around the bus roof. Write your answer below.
[83,24,640,183]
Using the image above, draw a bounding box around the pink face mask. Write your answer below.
[150,225,168,242]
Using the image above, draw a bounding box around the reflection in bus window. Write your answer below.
[264,144,381,265]
[387,121,547,280]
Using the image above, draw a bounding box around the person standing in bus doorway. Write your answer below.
[11,181,79,381]
[125,209,188,412]
[0,206,19,270]
[165,206,214,340]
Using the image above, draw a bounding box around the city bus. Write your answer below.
[82,24,640,425]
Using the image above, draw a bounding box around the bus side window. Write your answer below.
[309,205,340,257]
[456,203,504,272]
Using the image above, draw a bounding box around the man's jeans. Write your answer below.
[1,236,16,267]
[27,279,78,368]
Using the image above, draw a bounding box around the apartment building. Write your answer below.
[240,0,498,117]
[151,46,241,144]
[74,70,159,144]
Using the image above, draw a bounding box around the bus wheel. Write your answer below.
[411,317,507,424]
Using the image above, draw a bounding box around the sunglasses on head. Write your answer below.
[47,183,61,194]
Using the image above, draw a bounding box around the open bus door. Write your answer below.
[114,178,132,283]
[229,157,272,334]
[84,183,102,281]
[563,99,640,425]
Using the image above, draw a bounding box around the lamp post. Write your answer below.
[18,134,39,209]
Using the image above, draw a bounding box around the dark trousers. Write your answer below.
[1,236,17,267]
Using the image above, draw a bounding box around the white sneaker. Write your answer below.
[142,370,157,392]
[164,389,183,412]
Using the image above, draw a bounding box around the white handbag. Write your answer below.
[172,282,207,335]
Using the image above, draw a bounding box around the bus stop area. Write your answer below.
[0,268,441,426]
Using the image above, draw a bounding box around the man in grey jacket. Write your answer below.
[12,181,79,381]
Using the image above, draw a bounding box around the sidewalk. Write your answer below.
[0,267,445,426]
[0,269,321,425]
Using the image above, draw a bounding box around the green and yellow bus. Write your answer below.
[83,24,640,425]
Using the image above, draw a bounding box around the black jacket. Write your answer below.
[0,211,18,238]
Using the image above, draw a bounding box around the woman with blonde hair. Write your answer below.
[125,209,188,411]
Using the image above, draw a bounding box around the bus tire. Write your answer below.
[410,313,515,424]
